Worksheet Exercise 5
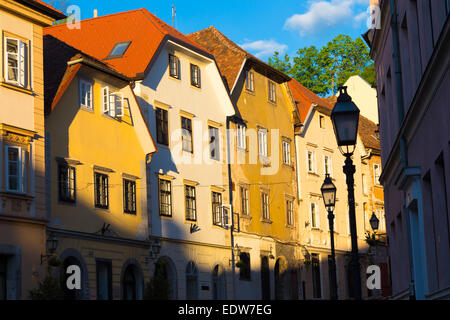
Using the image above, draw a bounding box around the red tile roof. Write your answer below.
[44,8,211,79]
[187,26,290,91]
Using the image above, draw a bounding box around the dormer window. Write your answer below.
[169,54,180,79]
[106,41,131,59]
[102,86,124,117]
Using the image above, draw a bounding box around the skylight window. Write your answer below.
[106,41,131,59]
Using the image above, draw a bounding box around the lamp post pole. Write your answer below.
[327,208,338,300]
[343,154,362,300]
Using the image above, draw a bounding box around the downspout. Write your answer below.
[226,116,236,300]
[389,0,415,299]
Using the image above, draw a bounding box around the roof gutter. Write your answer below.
[67,57,130,82]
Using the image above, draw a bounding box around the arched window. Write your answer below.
[123,265,136,300]
[186,261,198,300]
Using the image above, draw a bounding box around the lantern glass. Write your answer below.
[370,212,380,231]
[47,236,58,254]
[331,87,360,148]
[321,174,337,209]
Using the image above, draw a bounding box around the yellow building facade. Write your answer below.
[44,42,156,299]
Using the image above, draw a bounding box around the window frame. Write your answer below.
[209,126,220,161]
[324,155,333,177]
[307,150,316,173]
[286,198,294,226]
[310,202,319,229]
[212,191,223,226]
[185,185,197,222]
[158,178,172,217]
[79,78,93,110]
[155,107,169,146]
[169,54,180,79]
[239,252,251,281]
[94,172,109,209]
[240,185,249,216]
[58,164,76,203]
[236,124,247,150]
[258,128,268,158]
[106,41,131,60]
[261,191,270,220]
[123,178,136,214]
[181,116,193,153]
[282,140,291,166]
[268,80,276,103]
[373,164,381,185]
[245,70,254,92]
[5,145,27,194]
[4,36,28,88]
[190,63,201,88]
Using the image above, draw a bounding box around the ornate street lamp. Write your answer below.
[331,86,362,300]
[40,235,59,265]
[150,239,162,260]
[370,212,380,232]
[321,174,338,300]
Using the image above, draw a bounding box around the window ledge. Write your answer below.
[1,82,33,95]
[260,218,272,224]
[245,89,255,96]
[0,191,33,201]
[240,214,252,220]
[308,172,320,177]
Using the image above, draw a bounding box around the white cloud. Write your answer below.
[284,0,369,36]
[240,40,288,58]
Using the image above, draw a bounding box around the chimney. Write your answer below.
[93,9,98,18]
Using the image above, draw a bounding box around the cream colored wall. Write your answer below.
[342,75,379,124]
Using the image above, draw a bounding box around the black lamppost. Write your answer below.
[331,86,362,300]
[370,212,380,233]
[321,173,338,300]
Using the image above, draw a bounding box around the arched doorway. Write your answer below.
[155,257,178,299]
[260,256,271,300]
[274,258,288,300]
[123,265,137,300]
[212,265,226,300]
[61,256,83,300]
[186,261,198,300]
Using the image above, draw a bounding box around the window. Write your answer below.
[362,174,368,194]
[123,179,136,214]
[79,78,93,109]
[239,252,251,281]
[106,41,131,59]
[373,164,381,185]
[159,179,172,217]
[169,54,180,79]
[155,108,169,146]
[261,191,270,220]
[245,71,254,91]
[446,0,450,15]
[236,125,246,150]
[258,129,268,157]
[209,126,220,160]
[282,140,291,165]
[4,37,28,87]
[286,199,294,226]
[307,150,316,173]
[212,192,222,226]
[94,172,109,209]
[268,80,276,102]
[312,254,322,299]
[324,155,333,177]
[319,115,325,129]
[96,260,112,300]
[190,64,201,88]
[186,261,199,300]
[58,164,75,202]
[185,185,196,221]
[0,256,7,300]
[240,186,249,216]
[311,203,319,229]
[102,86,124,117]
[181,117,193,153]
[5,145,27,193]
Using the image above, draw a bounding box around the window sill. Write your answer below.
[169,75,181,82]
[240,214,252,220]
[245,89,255,96]
[80,105,94,113]
[268,99,277,106]
[260,218,272,224]
[190,84,201,91]
[286,224,296,229]
[0,191,33,201]
[1,82,33,95]
[308,172,320,177]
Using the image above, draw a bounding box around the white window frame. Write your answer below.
[323,155,333,177]
[4,37,28,87]
[79,78,93,109]
[237,125,246,150]
[261,191,270,220]
[5,145,27,194]
[282,140,291,166]
[286,198,294,226]
[268,80,276,102]
[102,86,124,117]
[373,164,381,185]
[258,129,268,157]
[310,202,319,229]
[307,150,316,173]
[245,71,254,91]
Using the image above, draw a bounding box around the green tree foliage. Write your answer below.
[268,34,375,96]
[29,272,65,300]
[144,260,170,300]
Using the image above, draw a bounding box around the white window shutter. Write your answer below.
[115,92,124,117]
[102,87,109,113]
[109,91,116,117]
[19,40,26,87]
[21,148,27,193]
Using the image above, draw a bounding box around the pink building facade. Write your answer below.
[366,0,450,299]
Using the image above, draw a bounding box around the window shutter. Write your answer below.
[21,148,27,193]
[114,92,124,117]
[108,91,116,117]
[19,40,26,87]
[102,87,109,113]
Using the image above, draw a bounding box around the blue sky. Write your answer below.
[47,0,371,61]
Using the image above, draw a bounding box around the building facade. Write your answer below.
[189,26,301,300]
[0,0,64,299]
[366,0,450,299]
[45,9,236,300]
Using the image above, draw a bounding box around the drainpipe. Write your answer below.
[389,0,415,299]
[226,116,237,300]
